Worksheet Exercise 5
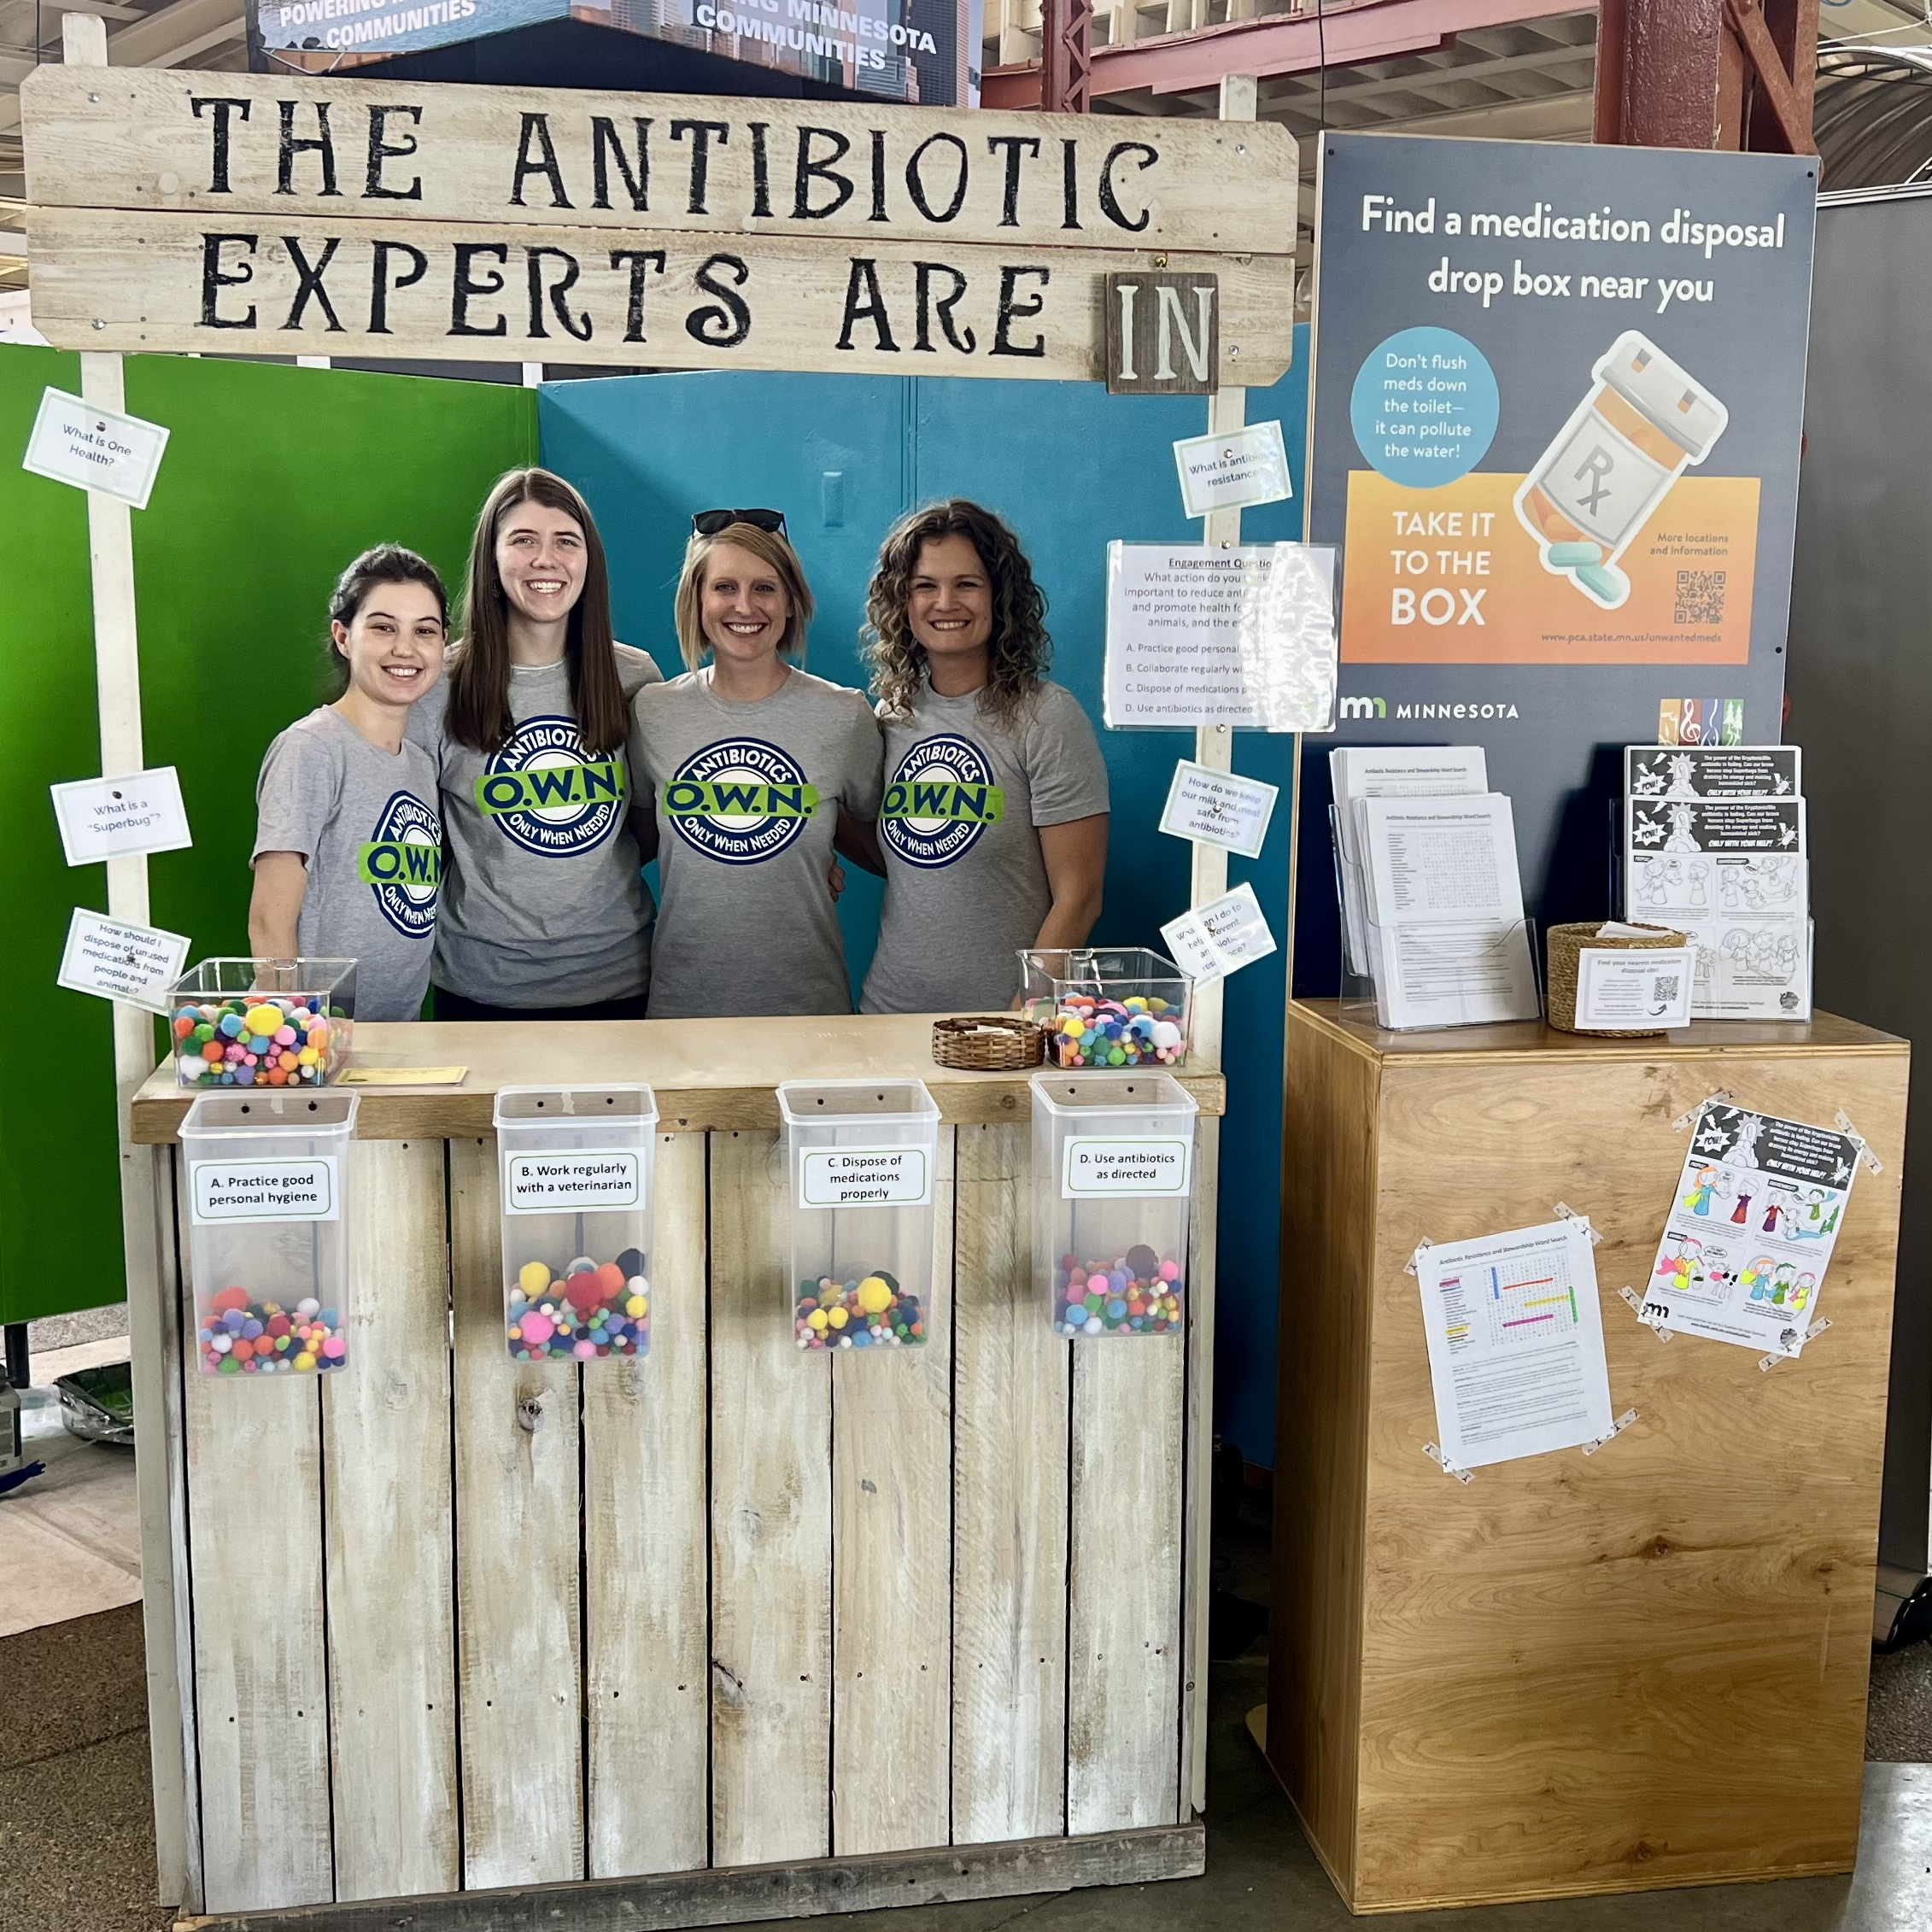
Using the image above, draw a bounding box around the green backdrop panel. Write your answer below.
[0,348,536,1326]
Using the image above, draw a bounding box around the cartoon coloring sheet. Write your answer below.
[1625,797,1809,1020]
[1640,1102,1860,1358]
[1624,745,1800,801]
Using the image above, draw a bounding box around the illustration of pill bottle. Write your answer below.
[1513,330,1728,611]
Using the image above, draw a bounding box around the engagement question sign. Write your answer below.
[20,71,1297,381]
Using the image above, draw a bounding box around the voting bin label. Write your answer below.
[504,1150,641,1215]
[191,1156,340,1223]
[799,1146,932,1208]
[1062,1137,1192,1199]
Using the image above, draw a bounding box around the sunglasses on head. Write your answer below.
[692,507,787,537]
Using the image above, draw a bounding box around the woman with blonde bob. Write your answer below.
[858,498,1108,1015]
[409,466,663,1020]
[628,511,882,1019]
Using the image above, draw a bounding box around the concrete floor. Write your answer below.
[0,1336,140,1638]
[5,1367,1931,1931]
[2,1619,1929,1932]
[752,1660,1932,1932]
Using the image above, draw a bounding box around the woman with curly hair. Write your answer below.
[858,499,1108,1014]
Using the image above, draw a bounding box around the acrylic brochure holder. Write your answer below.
[1331,802,1542,1031]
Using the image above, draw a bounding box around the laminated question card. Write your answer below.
[56,907,190,1014]
[1159,760,1279,859]
[1640,1100,1860,1360]
[50,767,192,865]
[1415,1218,1614,1470]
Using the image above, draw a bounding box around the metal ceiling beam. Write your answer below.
[986,0,1589,106]
[1259,36,1595,115]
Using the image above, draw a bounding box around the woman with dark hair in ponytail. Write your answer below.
[250,545,448,1024]
[410,467,664,1021]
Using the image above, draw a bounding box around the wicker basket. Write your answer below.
[931,1015,1045,1070]
[1546,922,1689,1037]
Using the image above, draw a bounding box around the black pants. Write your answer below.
[431,987,649,1024]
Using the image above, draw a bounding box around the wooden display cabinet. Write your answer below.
[1269,1001,1909,1913]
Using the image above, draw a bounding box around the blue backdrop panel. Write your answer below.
[539,339,1308,1467]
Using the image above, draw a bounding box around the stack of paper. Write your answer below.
[1622,745,1809,1021]
[1331,748,1541,1030]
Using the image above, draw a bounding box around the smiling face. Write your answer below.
[908,533,993,666]
[700,540,792,668]
[332,580,446,710]
[494,498,587,626]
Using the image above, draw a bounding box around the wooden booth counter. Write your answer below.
[123,1016,1227,1928]
[1268,1001,1909,1914]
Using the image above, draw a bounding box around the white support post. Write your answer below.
[1188,71,1258,1068]
[63,11,191,1912]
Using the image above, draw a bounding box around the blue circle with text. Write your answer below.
[1349,327,1497,487]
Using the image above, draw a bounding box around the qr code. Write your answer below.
[1653,973,1681,1004]
[1675,570,1726,626]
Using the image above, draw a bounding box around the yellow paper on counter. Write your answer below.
[339,1066,468,1086]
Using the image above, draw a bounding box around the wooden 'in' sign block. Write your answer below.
[1104,272,1219,395]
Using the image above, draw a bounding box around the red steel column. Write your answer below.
[1040,0,1095,114]
[1595,0,1814,151]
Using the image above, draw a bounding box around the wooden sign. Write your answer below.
[1104,271,1221,395]
[19,67,1296,381]
[26,208,1290,381]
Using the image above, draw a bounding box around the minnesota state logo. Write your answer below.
[473,715,626,858]
[357,792,442,939]
[879,735,1004,869]
[664,738,818,864]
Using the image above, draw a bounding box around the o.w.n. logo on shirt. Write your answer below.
[358,791,442,939]
[879,734,1005,869]
[664,737,819,864]
[474,715,626,858]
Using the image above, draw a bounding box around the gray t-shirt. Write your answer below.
[860,679,1109,1015]
[409,645,663,1008]
[253,706,442,1022]
[629,666,883,1019]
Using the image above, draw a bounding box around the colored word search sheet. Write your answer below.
[1414,1218,1614,1470]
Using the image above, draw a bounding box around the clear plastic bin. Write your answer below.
[1031,1071,1199,1338]
[779,1079,940,1354]
[168,957,356,1090]
[182,1089,360,1378]
[1018,947,1191,1070]
[495,1086,658,1364]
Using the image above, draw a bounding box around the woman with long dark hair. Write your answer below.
[858,499,1108,1014]
[410,467,663,1020]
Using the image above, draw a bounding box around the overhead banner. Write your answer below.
[1297,133,1814,978]
[20,69,1296,379]
[254,0,986,111]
